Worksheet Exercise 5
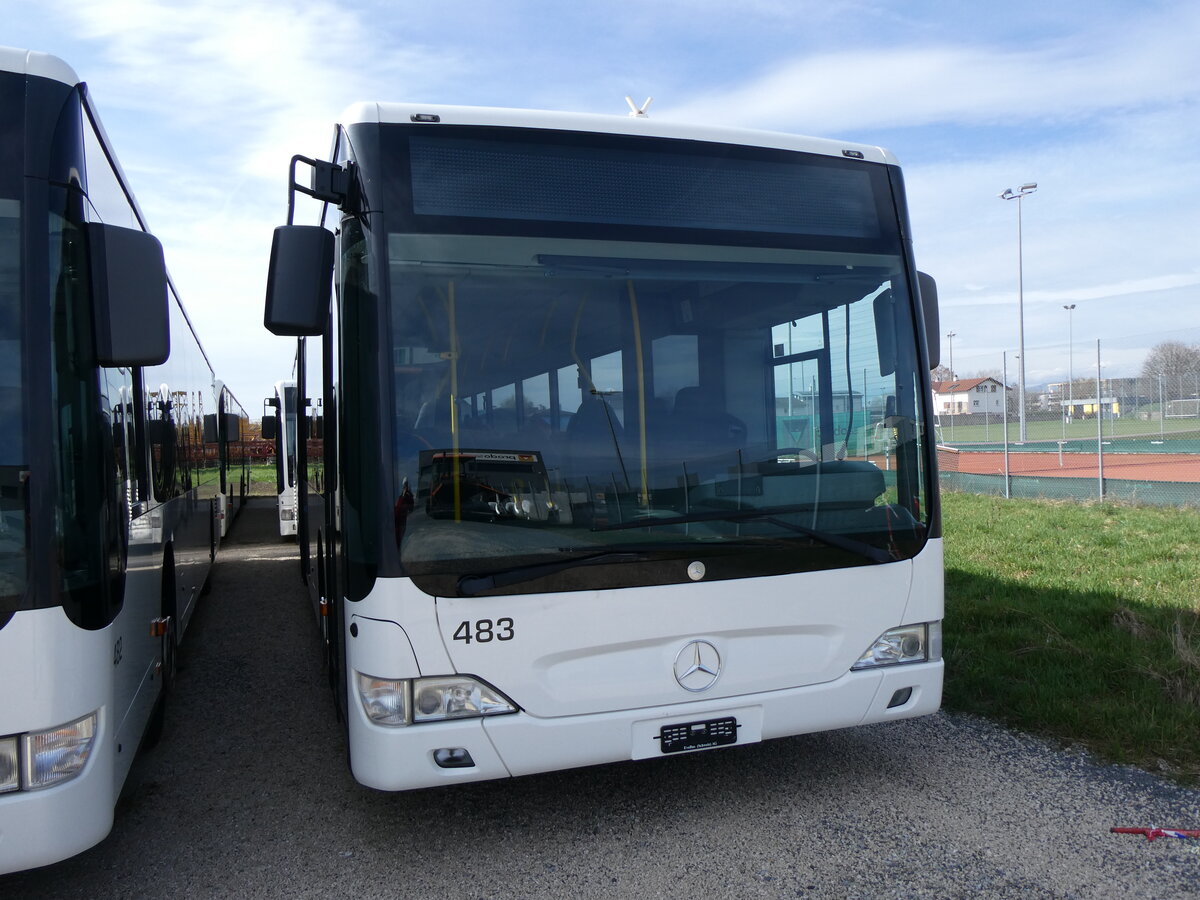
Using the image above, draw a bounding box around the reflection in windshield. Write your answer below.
[387,238,928,590]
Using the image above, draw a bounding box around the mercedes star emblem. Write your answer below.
[674,639,722,692]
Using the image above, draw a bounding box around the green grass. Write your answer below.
[941,491,1200,782]
[246,463,278,496]
[217,462,281,496]
[940,415,1200,445]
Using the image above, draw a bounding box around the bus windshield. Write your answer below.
[0,198,25,608]
[363,129,932,596]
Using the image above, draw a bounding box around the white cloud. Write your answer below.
[35,0,464,404]
[18,0,1199,401]
[661,6,1200,134]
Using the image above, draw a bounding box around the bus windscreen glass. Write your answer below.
[356,128,930,596]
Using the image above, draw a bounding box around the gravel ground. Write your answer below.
[3,498,1198,899]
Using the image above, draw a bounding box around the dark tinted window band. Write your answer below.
[409,134,882,239]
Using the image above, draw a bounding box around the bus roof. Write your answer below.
[340,102,899,166]
[0,46,79,86]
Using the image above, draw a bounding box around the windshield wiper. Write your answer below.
[594,506,895,564]
[456,550,648,597]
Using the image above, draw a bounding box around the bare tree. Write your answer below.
[971,368,1006,383]
[1141,341,1200,380]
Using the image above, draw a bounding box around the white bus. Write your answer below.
[265,102,943,791]
[0,48,247,873]
[262,380,300,537]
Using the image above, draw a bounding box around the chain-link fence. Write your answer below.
[934,328,1200,507]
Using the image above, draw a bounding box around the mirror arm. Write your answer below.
[287,155,349,225]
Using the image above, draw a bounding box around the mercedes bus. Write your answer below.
[0,48,246,873]
[265,102,943,791]
[262,380,300,538]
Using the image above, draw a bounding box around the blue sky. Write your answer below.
[9,0,1199,408]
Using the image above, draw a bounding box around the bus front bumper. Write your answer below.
[348,660,942,791]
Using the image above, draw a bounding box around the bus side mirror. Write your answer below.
[917,271,939,370]
[261,414,278,441]
[202,413,243,444]
[264,225,333,336]
[86,223,170,366]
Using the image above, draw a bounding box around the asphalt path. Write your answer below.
[4,498,1199,898]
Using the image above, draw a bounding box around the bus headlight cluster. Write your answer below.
[0,712,98,793]
[413,676,516,722]
[355,673,516,727]
[851,622,942,670]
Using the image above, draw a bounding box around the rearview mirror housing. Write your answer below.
[264,225,334,336]
[86,222,170,366]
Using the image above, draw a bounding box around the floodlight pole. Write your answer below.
[1063,304,1075,438]
[1000,183,1037,443]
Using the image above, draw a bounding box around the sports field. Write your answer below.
[938,447,1200,482]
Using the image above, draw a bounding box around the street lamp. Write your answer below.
[946,331,956,380]
[1000,182,1037,443]
[1063,303,1075,435]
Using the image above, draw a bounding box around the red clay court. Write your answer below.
[936,448,1200,482]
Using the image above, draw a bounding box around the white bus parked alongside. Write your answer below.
[262,380,300,538]
[0,48,246,873]
[265,102,943,791]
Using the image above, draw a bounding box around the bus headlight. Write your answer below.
[0,736,18,792]
[851,622,941,670]
[22,712,97,790]
[355,673,517,727]
[412,677,516,723]
[355,674,411,726]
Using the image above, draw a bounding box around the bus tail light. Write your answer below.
[0,736,18,792]
[22,713,98,790]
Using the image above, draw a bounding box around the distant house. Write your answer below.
[931,377,1006,417]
